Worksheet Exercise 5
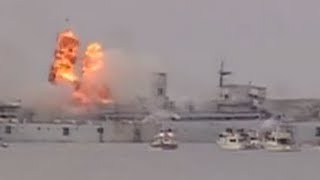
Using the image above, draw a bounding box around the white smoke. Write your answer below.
[260,116,281,130]
[105,48,165,103]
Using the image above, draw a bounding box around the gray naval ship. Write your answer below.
[0,62,319,143]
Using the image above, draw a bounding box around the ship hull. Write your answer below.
[0,120,318,144]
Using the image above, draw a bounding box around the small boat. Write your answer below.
[150,129,178,150]
[0,138,8,148]
[1,142,8,148]
[262,125,298,152]
[246,129,262,149]
[216,128,250,150]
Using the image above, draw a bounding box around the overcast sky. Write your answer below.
[0,0,320,101]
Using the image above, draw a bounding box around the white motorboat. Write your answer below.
[1,142,8,148]
[246,129,262,149]
[262,125,298,152]
[150,129,178,150]
[216,128,250,150]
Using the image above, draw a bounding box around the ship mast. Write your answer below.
[218,61,232,87]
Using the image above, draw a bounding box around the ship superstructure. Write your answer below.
[172,62,269,121]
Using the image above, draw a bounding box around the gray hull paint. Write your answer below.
[0,120,319,144]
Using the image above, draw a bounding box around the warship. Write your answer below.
[0,61,293,143]
[1,59,320,144]
[0,27,319,143]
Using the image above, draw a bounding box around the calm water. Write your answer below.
[0,143,318,180]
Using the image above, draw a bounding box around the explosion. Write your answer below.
[48,29,112,105]
[48,29,79,84]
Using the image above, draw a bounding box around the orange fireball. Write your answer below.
[48,29,112,105]
[73,42,112,104]
[48,29,79,84]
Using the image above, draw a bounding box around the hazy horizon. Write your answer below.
[0,0,320,103]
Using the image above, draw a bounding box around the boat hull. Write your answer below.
[150,139,178,150]
[263,143,298,152]
[216,140,249,150]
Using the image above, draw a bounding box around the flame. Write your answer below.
[83,42,105,75]
[73,42,112,105]
[48,29,79,84]
[48,29,113,105]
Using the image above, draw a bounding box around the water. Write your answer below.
[0,143,318,180]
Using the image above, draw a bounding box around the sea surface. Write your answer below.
[0,143,318,180]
